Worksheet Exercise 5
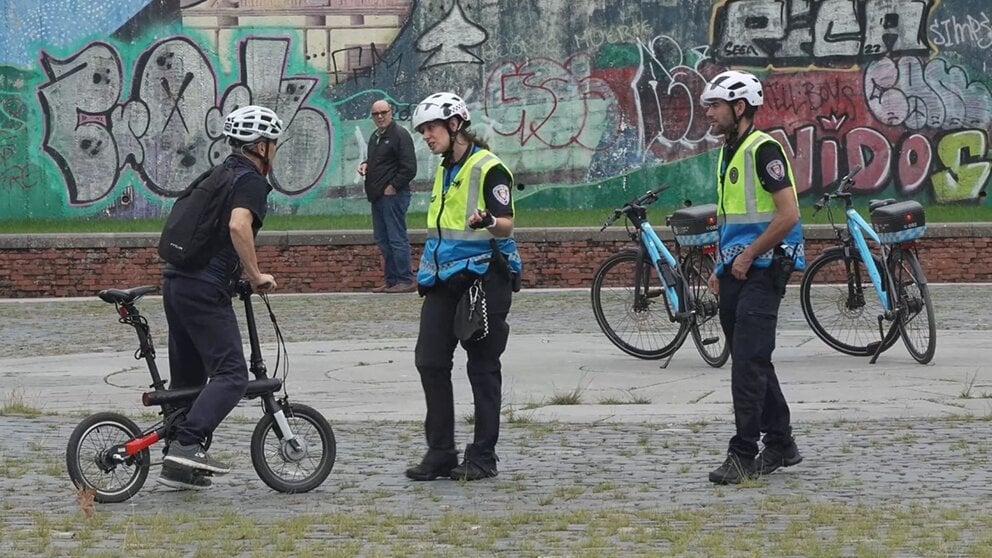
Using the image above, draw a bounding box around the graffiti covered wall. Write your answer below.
[1,0,989,221]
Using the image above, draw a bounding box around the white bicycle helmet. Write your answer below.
[223,105,284,142]
[701,70,764,107]
[411,92,470,131]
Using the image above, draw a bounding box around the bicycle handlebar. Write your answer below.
[812,165,863,215]
[600,184,668,230]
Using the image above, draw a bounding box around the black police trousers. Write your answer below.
[718,267,794,459]
[414,272,512,462]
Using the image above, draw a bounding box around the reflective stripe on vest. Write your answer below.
[716,130,804,272]
[418,148,521,286]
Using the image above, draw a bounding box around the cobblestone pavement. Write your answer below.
[2,285,992,556]
[2,413,992,556]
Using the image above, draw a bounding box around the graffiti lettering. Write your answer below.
[713,0,934,67]
[483,54,619,151]
[933,129,991,202]
[634,35,715,160]
[770,125,989,199]
[38,37,331,207]
[864,57,992,130]
[929,12,992,50]
[574,21,652,50]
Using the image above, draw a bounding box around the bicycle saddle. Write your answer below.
[868,198,896,212]
[98,285,158,305]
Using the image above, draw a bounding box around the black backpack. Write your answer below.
[157,164,237,270]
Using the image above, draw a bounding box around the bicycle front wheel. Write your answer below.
[799,248,898,356]
[66,412,149,503]
[888,248,936,364]
[590,251,689,360]
[251,403,336,493]
[681,248,729,367]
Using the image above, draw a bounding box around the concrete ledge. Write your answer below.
[2,223,989,248]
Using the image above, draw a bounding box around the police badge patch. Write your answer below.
[493,184,511,206]
[767,160,786,181]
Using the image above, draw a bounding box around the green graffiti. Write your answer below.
[932,130,991,203]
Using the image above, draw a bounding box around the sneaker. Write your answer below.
[157,463,212,491]
[405,453,458,481]
[384,282,417,293]
[708,453,756,485]
[450,444,498,481]
[757,442,803,475]
[371,284,389,293]
[164,442,231,475]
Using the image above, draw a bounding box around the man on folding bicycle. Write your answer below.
[159,106,281,489]
[701,71,806,484]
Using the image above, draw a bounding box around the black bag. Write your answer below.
[454,278,488,342]
[157,165,236,270]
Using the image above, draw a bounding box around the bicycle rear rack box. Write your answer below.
[669,204,719,246]
[871,200,926,244]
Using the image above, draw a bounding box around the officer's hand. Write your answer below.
[252,273,277,293]
[707,272,719,295]
[469,210,496,230]
[357,162,367,176]
[732,251,753,280]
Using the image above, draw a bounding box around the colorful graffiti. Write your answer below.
[0,0,989,222]
[38,36,331,208]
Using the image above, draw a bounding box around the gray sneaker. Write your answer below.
[157,463,212,490]
[163,442,231,475]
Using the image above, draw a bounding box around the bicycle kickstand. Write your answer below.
[657,351,676,370]
[868,315,900,365]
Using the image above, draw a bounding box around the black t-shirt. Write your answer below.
[166,155,271,288]
[482,165,514,218]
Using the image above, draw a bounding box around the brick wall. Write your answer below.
[1,225,990,298]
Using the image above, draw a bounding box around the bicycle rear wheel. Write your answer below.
[888,248,936,364]
[590,251,689,360]
[680,248,729,367]
[66,412,149,503]
[799,248,898,356]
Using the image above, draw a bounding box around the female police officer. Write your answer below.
[404,92,522,482]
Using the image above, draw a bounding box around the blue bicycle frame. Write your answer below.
[638,221,683,316]
[844,209,890,313]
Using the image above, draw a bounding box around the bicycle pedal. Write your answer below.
[700,337,719,346]
[674,311,695,321]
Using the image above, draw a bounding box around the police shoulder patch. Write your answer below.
[766,160,786,181]
[493,184,511,206]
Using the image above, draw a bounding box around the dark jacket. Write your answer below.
[363,121,417,202]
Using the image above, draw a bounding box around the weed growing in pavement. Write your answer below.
[598,389,652,405]
[960,372,978,399]
[0,389,43,418]
[547,384,585,406]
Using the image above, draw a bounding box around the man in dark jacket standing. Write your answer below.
[358,99,418,293]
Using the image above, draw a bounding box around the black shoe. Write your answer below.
[708,453,756,485]
[757,442,803,475]
[405,453,458,481]
[164,442,231,475]
[157,463,212,491]
[450,444,498,481]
